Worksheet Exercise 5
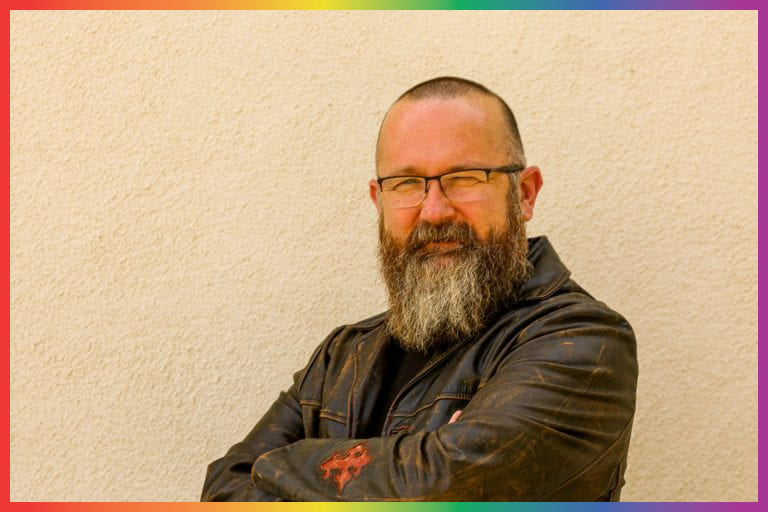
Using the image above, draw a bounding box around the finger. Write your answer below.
[449,410,462,423]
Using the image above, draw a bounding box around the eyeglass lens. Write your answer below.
[382,170,491,208]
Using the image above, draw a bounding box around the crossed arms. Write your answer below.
[201,305,638,501]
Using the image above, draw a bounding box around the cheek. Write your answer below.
[382,207,419,240]
[459,204,508,239]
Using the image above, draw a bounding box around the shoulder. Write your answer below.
[344,311,388,331]
[323,311,388,351]
[313,311,388,361]
[497,278,638,392]
[294,311,389,390]
[517,279,635,346]
[314,311,388,351]
[482,276,637,381]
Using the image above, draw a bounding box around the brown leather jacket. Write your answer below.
[201,236,638,501]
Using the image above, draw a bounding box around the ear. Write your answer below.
[369,178,382,212]
[517,166,543,222]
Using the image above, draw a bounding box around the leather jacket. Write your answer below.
[201,236,638,501]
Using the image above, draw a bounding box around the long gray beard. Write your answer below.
[378,197,531,353]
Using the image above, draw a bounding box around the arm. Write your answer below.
[200,378,303,501]
[201,326,345,501]
[251,304,638,501]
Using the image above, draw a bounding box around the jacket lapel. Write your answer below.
[347,324,390,437]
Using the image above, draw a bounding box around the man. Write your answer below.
[201,77,638,501]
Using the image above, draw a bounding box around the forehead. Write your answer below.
[377,94,510,175]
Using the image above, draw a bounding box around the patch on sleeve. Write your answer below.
[319,442,372,493]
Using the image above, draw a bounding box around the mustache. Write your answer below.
[405,222,479,254]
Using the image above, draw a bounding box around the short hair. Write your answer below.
[378,76,526,166]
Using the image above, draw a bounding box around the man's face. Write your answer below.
[372,94,516,246]
[371,93,535,351]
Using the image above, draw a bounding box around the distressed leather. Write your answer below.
[201,236,638,501]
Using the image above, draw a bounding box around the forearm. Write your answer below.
[202,463,285,502]
[202,328,343,501]
[201,388,304,501]
[252,413,634,501]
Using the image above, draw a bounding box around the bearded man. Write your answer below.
[201,77,638,502]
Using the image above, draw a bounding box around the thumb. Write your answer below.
[449,410,462,424]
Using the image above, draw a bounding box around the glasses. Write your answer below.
[377,165,526,208]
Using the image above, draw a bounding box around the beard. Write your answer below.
[378,190,532,353]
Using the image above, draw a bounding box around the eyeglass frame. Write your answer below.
[376,164,527,207]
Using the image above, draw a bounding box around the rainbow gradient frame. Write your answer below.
[4,3,760,507]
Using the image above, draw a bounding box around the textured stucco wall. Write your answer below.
[10,10,757,502]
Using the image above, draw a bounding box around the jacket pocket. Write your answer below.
[388,392,474,433]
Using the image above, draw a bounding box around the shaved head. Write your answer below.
[376,77,526,167]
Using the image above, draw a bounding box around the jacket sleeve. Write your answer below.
[200,376,303,501]
[251,303,638,501]
[201,327,343,501]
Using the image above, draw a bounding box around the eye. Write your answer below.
[445,174,483,187]
[389,177,423,191]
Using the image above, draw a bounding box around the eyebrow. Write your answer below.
[386,164,490,176]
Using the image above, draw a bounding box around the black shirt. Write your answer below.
[361,337,431,438]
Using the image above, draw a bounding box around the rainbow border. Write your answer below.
[4,501,766,507]
[5,1,764,9]
[5,4,760,507]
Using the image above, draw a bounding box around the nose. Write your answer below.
[418,179,456,224]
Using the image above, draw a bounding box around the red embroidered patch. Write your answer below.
[319,443,372,493]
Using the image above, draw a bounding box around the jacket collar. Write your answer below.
[516,236,571,302]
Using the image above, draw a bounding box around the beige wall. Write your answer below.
[10,10,757,502]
